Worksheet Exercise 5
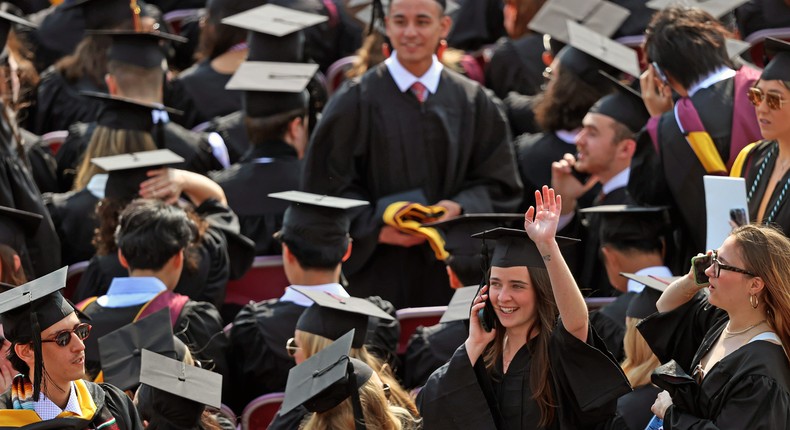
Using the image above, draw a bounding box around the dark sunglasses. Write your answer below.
[41,323,91,347]
[286,337,300,358]
[711,250,757,278]
[748,87,787,110]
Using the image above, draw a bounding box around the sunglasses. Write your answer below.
[286,337,300,358]
[748,87,787,110]
[711,250,757,278]
[41,323,91,347]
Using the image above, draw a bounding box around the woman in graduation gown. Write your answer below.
[731,38,790,235]
[638,224,790,429]
[417,187,631,430]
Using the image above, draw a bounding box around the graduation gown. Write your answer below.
[166,62,240,130]
[225,295,399,413]
[20,129,58,194]
[205,111,248,165]
[486,34,546,100]
[0,380,143,430]
[599,384,661,430]
[55,121,223,193]
[516,132,575,212]
[736,0,790,39]
[735,140,790,235]
[210,141,301,256]
[589,291,636,363]
[638,294,790,429]
[32,67,104,135]
[302,63,522,308]
[43,189,100,266]
[417,321,631,430]
[402,320,468,389]
[446,0,505,51]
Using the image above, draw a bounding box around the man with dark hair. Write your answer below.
[77,199,228,385]
[226,191,399,413]
[630,6,762,272]
[302,0,522,309]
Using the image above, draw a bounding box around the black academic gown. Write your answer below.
[599,384,662,430]
[166,62,240,130]
[589,291,635,363]
[225,294,400,414]
[43,188,99,266]
[446,0,505,51]
[55,121,223,193]
[736,0,790,39]
[638,294,790,429]
[402,319,468,389]
[736,140,790,236]
[205,111,247,165]
[0,115,61,278]
[516,132,576,212]
[210,141,301,256]
[20,129,58,194]
[417,321,631,430]
[32,67,104,135]
[302,64,523,309]
[486,34,546,100]
[0,380,143,429]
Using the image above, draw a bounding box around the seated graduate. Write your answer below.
[0,206,45,282]
[76,197,229,385]
[279,330,420,430]
[578,205,671,361]
[638,224,790,428]
[417,186,631,429]
[0,268,143,429]
[268,288,416,430]
[0,243,26,286]
[72,149,254,307]
[225,191,398,413]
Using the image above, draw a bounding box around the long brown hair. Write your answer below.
[482,267,557,427]
[533,62,608,132]
[730,224,790,361]
[55,35,112,89]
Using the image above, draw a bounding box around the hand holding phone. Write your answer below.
[691,254,712,286]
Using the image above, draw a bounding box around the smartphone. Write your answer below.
[652,61,668,84]
[477,295,498,332]
[730,208,747,227]
[571,165,590,184]
[691,254,712,286]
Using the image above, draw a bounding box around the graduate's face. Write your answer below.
[705,236,753,312]
[385,0,452,73]
[575,113,620,175]
[489,266,537,331]
[39,313,86,389]
[754,80,790,141]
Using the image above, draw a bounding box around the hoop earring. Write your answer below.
[750,294,759,309]
[437,39,447,61]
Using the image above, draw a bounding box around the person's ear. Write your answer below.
[12,254,21,272]
[341,239,353,263]
[440,15,452,38]
[14,343,33,363]
[750,276,766,296]
[118,249,130,270]
[283,243,296,264]
[619,137,637,160]
[105,74,118,96]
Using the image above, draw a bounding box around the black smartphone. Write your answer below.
[730,208,747,227]
[478,297,498,332]
[571,165,590,184]
[691,254,712,286]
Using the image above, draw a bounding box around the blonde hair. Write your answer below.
[620,317,660,387]
[73,126,156,190]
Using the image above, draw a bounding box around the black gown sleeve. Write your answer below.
[175,300,229,380]
[267,405,309,430]
[403,320,467,389]
[363,295,400,366]
[100,382,144,430]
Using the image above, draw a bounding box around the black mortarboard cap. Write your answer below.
[63,0,139,31]
[98,308,178,391]
[226,61,317,118]
[620,272,680,319]
[555,46,617,89]
[82,91,181,133]
[0,3,37,49]
[87,30,187,69]
[0,205,42,238]
[579,205,669,247]
[471,228,580,269]
[646,0,750,19]
[439,285,477,323]
[761,38,790,81]
[138,349,223,409]
[90,149,185,201]
[280,330,373,416]
[293,287,395,348]
[270,191,368,253]
[529,0,630,44]
[588,72,649,133]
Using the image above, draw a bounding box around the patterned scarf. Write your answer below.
[10,374,35,411]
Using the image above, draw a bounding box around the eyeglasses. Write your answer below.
[748,87,787,110]
[40,323,91,347]
[711,251,757,278]
[286,337,300,358]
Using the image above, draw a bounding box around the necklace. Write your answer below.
[723,319,766,338]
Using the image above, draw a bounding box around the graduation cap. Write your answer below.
[98,308,181,391]
[90,149,185,201]
[0,267,72,400]
[725,38,751,62]
[529,0,630,44]
[645,0,750,19]
[579,205,669,248]
[471,228,580,269]
[761,38,790,81]
[620,272,681,318]
[588,72,650,133]
[138,349,223,412]
[63,0,142,31]
[293,287,395,348]
[0,205,42,238]
[439,285,478,323]
[270,191,368,253]
[86,30,187,69]
[82,91,181,133]
[0,3,37,50]
[226,61,318,118]
[566,21,641,78]
[280,330,374,424]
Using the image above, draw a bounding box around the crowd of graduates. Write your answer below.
[1,0,790,429]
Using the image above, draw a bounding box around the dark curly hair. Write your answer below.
[533,63,609,132]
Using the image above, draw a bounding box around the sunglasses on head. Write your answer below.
[748,87,787,110]
[286,337,300,358]
[40,323,91,347]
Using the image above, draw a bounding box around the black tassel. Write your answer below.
[30,313,42,402]
[368,0,384,36]
[347,359,367,430]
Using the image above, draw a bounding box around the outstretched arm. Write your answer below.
[524,186,588,342]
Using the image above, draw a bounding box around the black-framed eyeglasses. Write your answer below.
[286,337,300,358]
[748,87,787,110]
[41,323,91,347]
[711,250,757,278]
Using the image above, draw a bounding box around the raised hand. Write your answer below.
[524,186,561,246]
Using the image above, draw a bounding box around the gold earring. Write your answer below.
[749,294,759,309]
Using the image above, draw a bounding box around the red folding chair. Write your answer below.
[326,55,358,95]
[224,255,289,307]
[241,392,285,430]
[745,27,790,67]
[395,306,447,355]
[64,261,90,302]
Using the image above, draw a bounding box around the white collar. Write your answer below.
[602,167,630,196]
[687,66,736,97]
[384,51,443,94]
[35,382,81,421]
[279,283,349,307]
[627,266,673,293]
[555,129,580,144]
[98,277,167,308]
[86,174,107,199]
